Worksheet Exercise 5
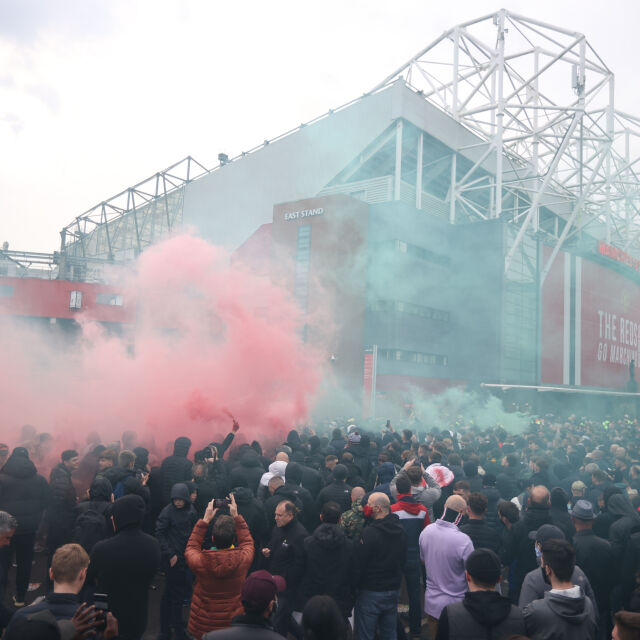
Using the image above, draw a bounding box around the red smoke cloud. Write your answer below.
[0,235,322,462]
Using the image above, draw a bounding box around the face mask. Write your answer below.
[363,504,374,519]
[535,544,542,565]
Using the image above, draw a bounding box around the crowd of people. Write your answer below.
[0,411,640,639]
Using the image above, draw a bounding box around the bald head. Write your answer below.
[369,492,390,519]
[275,452,289,463]
[268,476,284,494]
[444,494,468,513]
[351,486,365,501]
[530,485,550,507]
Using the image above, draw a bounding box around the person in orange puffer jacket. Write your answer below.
[185,494,254,639]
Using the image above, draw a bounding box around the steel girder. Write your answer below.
[372,9,640,275]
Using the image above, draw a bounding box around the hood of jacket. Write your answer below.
[239,450,263,469]
[608,493,638,519]
[377,462,395,484]
[89,476,113,502]
[312,522,347,549]
[269,460,288,477]
[1,450,36,480]
[170,482,191,503]
[112,494,145,530]
[395,494,426,516]
[173,436,192,457]
[370,512,405,541]
[232,486,254,505]
[286,430,301,449]
[544,589,589,624]
[285,462,303,484]
[463,591,514,627]
[206,546,253,577]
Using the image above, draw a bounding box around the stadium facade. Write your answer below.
[3,10,640,413]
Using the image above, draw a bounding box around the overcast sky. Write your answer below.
[2,0,639,252]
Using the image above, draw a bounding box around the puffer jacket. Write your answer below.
[0,450,49,534]
[185,515,254,639]
[160,437,193,506]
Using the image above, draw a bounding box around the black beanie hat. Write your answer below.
[61,449,79,462]
[465,548,501,585]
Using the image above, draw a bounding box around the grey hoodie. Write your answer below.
[519,566,597,615]
[390,469,441,520]
[523,587,596,640]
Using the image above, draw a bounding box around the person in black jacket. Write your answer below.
[86,494,161,640]
[480,473,502,532]
[299,502,356,620]
[156,483,198,640]
[262,500,308,640]
[283,463,318,533]
[354,492,407,640]
[47,450,79,571]
[264,476,302,519]
[160,437,193,507]
[230,450,264,496]
[315,464,352,513]
[72,476,113,553]
[232,485,268,571]
[436,548,525,640]
[0,447,49,606]
[571,500,614,638]
[502,484,553,603]
[459,492,502,554]
[193,458,228,518]
[549,487,575,540]
[290,452,324,500]
[497,454,522,500]
[462,460,483,492]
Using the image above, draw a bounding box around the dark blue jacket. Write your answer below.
[390,495,429,561]
[155,483,198,561]
[6,592,79,634]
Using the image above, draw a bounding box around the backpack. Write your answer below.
[72,508,109,553]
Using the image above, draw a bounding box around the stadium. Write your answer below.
[3,10,640,417]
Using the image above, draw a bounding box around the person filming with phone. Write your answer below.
[185,494,254,639]
[155,482,198,640]
[5,543,118,638]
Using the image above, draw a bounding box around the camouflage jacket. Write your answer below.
[340,498,365,542]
